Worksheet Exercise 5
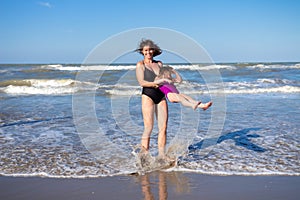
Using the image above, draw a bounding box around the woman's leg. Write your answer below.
[156,99,168,156]
[141,95,155,152]
[140,174,154,199]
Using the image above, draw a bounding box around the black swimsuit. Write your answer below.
[142,65,165,104]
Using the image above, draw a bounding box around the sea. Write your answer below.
[0,62,299,178]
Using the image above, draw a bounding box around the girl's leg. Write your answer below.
[156,99,168,157]
[167,93,199,110]
[198,101,213,110]
[180,93,200,104]
[141,95,155,152]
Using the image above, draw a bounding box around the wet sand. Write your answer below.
[0,172,299,200]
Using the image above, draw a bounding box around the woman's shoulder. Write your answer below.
[136,60,145,70]
[154,60,163,67]
[136,60,144,66]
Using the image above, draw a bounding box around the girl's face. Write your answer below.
[142,45,154,59]
[163,71,172,79]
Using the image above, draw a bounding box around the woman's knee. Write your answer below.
[143,124,153,134]
[158,123,167,133]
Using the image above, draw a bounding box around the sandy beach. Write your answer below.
[1,172,299,200]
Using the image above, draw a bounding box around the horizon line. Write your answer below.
[0,61,299,65]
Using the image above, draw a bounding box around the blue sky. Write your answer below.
[0,0,299,63]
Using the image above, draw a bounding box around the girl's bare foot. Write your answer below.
[193,101,201,110]
[198,101,213,110]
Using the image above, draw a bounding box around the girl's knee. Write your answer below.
[167,94,179,103]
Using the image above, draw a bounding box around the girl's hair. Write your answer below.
[158,65,173,78]
[136,39,162,57]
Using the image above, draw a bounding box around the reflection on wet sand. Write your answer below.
[137,172,190,200]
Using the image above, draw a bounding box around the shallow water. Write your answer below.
[0,63,299,177]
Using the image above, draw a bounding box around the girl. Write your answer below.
[156,66,212,110]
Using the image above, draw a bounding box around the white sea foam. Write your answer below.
[220,85,300,94]
[257,78,299,85]
[37,63,300,71]
[102,82,300,96]
[40,64,137,71]
[0,171,132,179]
[248,63,300,69]
[199,64,236,70]
[0,70,8,73]
[170,168,300,176]
[3,85,76,95]
[1,164,299,178]
[105,89,141,96]
[1,79,97,95]
[38,64,240,71]
[40,64,65,70]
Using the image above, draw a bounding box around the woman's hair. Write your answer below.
[136,39,162,57]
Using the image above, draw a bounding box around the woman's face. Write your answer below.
[142,45,154,59]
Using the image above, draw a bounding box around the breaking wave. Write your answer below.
[0,79,97,95]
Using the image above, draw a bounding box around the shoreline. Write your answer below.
[1,172,299,200]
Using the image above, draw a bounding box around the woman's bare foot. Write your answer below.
[156,155,176,166]
[198,101,213,110]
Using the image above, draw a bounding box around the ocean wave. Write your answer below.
[1,161,299,178]
[163,64,236,71]
[37,63,300,72]
[0,70,9,73]
[257,78,292,84]
[0,171,132,179]
[1,63,299,74]
[1,78,299,96]
[104,85,300,96]
[40,64,137,71]
[0,79,78,87]
[1,169,299,179]
[171,168,300,176]
[223,86,300,94]
[38,64,238,71]
[247,63,300,70]
[103,79,300,96]
[0,79,97,95]
[3,85,76,95]
[105,89,141,96]
[196,64,237,70]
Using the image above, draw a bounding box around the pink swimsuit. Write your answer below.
[159,83,179,96]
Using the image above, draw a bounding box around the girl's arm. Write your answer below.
[171,68,182,83]
[155,78,172,85]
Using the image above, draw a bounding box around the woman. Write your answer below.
[135,39,182,158]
